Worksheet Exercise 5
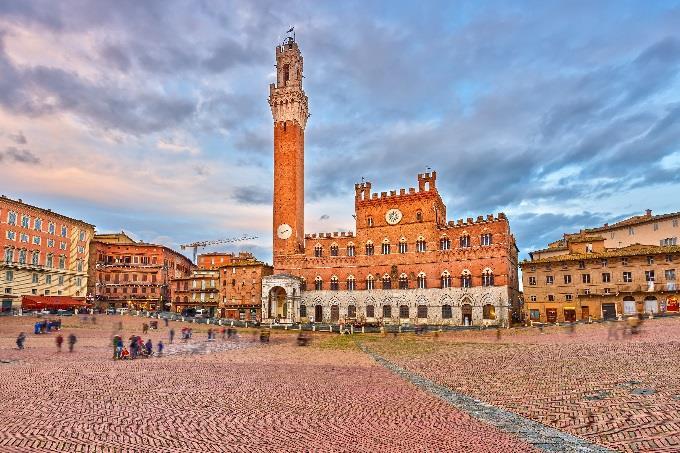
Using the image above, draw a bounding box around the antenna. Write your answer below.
[180,235,258,264]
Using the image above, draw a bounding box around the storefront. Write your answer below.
[563,307,576,322]
[667,296,678,312]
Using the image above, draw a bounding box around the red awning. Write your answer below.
[22,296,91,311]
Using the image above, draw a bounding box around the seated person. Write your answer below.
[120,347,130,360]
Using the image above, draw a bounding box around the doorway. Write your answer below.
[623,296,636,315]
[581,306,589,320]
[564,309,576,323]
[330,305,339,322]
[314,304,323,323]
[546,308,557,323]
[461,303,472,326]
[644,296,658,314]
[602,303,617,320]
[269,287,287,319]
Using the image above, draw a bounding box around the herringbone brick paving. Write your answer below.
[0,315,536,452]
[370,318,680,452]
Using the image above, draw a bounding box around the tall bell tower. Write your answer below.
[269,36,308,261]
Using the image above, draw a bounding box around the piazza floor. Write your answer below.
[0,315,678,452]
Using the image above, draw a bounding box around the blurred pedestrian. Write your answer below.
[607,322,618,340]
[67,333,77,352]
[157,340,164,356]
[142,323,149,334]
[145,339,153,356]
[495,326,502,341]
[16,332,26,350]
[56,334,64,352]
[163,318,169,327]
[169,328,175,344]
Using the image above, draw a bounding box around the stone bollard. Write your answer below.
[350,325,354,335]
[231,321,234,327]
[398,325,402,333]
[362,326,365,334]
[312,324,316,332]
[298,324,302,331]
[218,320,222,326]
[181,317,185,322]
[245,322,248,328]
[285,324,288,330]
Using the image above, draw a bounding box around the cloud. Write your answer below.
[319,214,330,221]
[232,186,272,205]
[157,137,200,156]
[7,131,26,144]
[0,146,40,164]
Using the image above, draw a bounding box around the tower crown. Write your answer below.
[269,36,309,129]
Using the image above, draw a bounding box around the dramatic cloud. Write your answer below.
[0,0,679,263]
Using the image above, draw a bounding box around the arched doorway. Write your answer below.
[623,296,636,315]
[330,305,340,322]
[462,303,472,326]
[268,286,287,319]
[314,304,323,323]
[644,296,658,314]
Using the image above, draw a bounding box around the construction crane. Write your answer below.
[180,235,258,264]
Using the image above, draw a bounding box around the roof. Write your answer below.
[581,210,680,234]
[93,231,136,244]
[0,195,95,228]
[22,295,90,309]
[521,243,680,265]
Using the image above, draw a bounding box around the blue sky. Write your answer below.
[1,0,679,263]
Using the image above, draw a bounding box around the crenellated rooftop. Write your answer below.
[304,231,355,240]
[440,213,507,229]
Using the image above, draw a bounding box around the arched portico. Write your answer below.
[261,274,303,324]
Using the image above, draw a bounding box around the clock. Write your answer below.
[277,223,292,240]
[385,208,403,225]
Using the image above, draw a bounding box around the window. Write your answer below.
[654,223,659,231]
[459,235,470,248]
[299,305,307,318]
[5,270,13,282]
[442,305,452,319]
[58,256,65,269]
[647,256,654,265]
[417,305,427,318]
[530,309,540,320]
[665,269,676,281]
[564,274,572,284]
[346,244,355,257]
[347,305,357,318]
[482,269,494,287]
[645,270,655,282]
[7,211,16,225]
[314,276,323,291]
[330,244,339,256]
[31,251,39,266]
[530,295,537,302]
[20,233,28,243]
[440,236,451,250]
[32,236,40,245]
[628,227,634,236]
[602,273,611,283]
[21,215,29,228]
[367,216,373,227]
[330,275,339,291]
[461,270,472,288]
[47,239,54,247]
[366,275,374,290]
[381,240,390,255]
[398,238,408,254]
[622,257,629,265]
[528,276,536,286]
[623,271,633,283]
[48,223,55,234]
[58,275,64,285]
[79,230,86,242]
[546,275,554,285]
[417,272,427,289]
[61,226,68,237]
[383,305,392,318]
[366,305,375,318]
[314,244,323,257]
[19,250,26,264]
[578,260,585,269]
[6,231,16,241]
[399,305,409,318]
[4,248,12,264]
[59,242,66,251]
[667,255,674,263]
[77,246,85,254]
[382,274,391,290]
[415,211,423,222]
[483,304,496,320]
[77,260,83,272]
[441,271,451,288]
[5,288,12,294]
[565,294,573,301]
[300,278,307,291]
[547,295,555,301]
[347,275,355,291]
[75,277,82,287]
[604,288,611,294]
[398,274,408,289]
[481,233,492,246]
[601,259,608,267]
[582,274,591,284]
[34,218,42,231]
[365,241,374,256]
[416,237,426,252]
[45,275,52,284]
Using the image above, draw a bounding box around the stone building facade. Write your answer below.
[522,223,679,323]
[0,195,94,312]
[88,232,193,311]
[262,37,521,326]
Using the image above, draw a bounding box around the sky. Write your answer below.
[1,0,679,264]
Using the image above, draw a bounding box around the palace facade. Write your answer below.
[262,37,521,326]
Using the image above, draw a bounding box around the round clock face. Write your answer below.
[277,223,292,240]
[385,208,403,225]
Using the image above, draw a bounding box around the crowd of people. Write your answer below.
[112,335,163,360]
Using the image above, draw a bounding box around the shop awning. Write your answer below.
[22,296,91,311]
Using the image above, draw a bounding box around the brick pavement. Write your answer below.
[369,318,680,452]
[0,315,537,452]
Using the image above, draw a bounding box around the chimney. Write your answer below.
[645,209,652,217]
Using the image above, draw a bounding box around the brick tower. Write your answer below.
[269,36,309,261]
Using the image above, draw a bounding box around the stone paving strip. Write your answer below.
[360,344,613,453]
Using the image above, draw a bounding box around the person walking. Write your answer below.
[145,339,153,356]
[157,340,164,356]
[67,334,77,352]
[163,318,169,327]
[16,332,26,350]
[56,334,64,352]
[169,328,175,344]
[142,323,149,335]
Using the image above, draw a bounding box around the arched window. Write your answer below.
[416,236,427,253]
[382,274,392,290]
[347,305,357,318]
[330,244,339,256]
[4,248,13,264]
[367,216,374,227]
[31,250,40,266]
[398,237,408,254]
[398,273,409,289]
[461,269,472,288]
[417,305,428,318]
[459,234,471,248]
[330,275,339,291]
[183,296,188,303]
[300,304,307,318]
[347,275,355,291]
[441,270,451,289]
[399,305,409,318]
[19,249,27,265]
[347,242,355,257]
[300,277,307,291]
[482,268,494,287]
[417,272,427,289]
[366,274,375,290]
[314,244,323,257]
[416,211,423,222]
[383,305,392,318]
[365,240,374,256]
[483,304,496,320]
[381,238,390,255]
[442,304,452,319]
[481,233,492,246]
[314,276,323,290]
[366,305,375,318]
[440,235,451,250]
